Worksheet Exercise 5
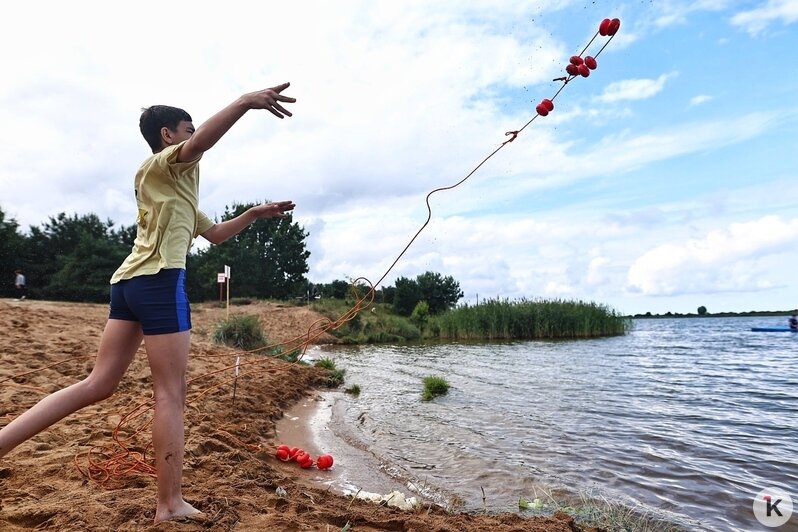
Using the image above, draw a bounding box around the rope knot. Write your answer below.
[503,130,519,145]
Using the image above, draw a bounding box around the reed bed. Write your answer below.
[427,297,629,340]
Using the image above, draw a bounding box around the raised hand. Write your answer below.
[244,83,296,119]
[252,200,295,219]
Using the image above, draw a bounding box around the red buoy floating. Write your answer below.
[599,18,611,36]
[541,99,554,112]
[535,103,549,116]
[585,56,598,70]
[578,64,590,77]
[569,55,584,66]
[565,63,579,76]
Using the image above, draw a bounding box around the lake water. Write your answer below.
[309,316,797,531]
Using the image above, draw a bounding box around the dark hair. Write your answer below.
[139,105,192,152]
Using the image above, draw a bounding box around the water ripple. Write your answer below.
[320,317,798,530]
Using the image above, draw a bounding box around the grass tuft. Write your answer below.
[421,375,449,401]
[213,314,267,350]
[314,357,346,387]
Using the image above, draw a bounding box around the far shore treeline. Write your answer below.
[1,203,629,340]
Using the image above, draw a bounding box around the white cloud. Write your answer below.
[689,94,714,106]
[596,73,677,103]
[627,216,798,296]
[652,0,733,27]
[730,0,798,35]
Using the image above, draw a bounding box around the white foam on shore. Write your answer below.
[274,390,412,498]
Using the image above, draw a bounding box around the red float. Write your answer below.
[569,55,584,66]
[599,18,611,36]
[541,99,554,112]
[565,64,579,76]
[585,56,597,70]
[578,64,590,77]
[535,104,549,116]
[316,454,334,470]
[607,18,621,36]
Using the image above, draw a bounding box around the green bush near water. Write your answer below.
[213,314,268,350]
[422,375,450,401]
[312,299,421,344]
[427,297,629,340]
[312,296,627,343]
[314,357,346,387]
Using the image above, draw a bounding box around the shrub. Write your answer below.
[213,314,267,350]
[314,358,346,387]
[422,375,449,401]
[410,300,430,328]
[314,357,337,370]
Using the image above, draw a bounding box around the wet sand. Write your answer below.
[0,299,588,531]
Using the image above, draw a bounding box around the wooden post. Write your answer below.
[225,265,231,319]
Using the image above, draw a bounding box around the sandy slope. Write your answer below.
[0,299,588,531]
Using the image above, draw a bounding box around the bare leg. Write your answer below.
[0,319,142,458]
[144,331,202,524]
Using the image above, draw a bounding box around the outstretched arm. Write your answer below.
[201,200,295,245]
[178,83,296,163]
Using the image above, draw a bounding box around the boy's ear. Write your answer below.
[160,126,174,146]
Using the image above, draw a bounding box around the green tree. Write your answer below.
[0,207,25,298]
[325,279,351,299]
[189,202,310,301]
[377,285,396,305]
[410,300,430,328]
[22,213,132,301]
[416,271,463,314]
[392,276,421,316]
[47,233,129,302]
[697,305,708,315]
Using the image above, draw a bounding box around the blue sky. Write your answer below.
[1,1,797,315]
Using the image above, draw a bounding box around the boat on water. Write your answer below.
[751,327,797,333]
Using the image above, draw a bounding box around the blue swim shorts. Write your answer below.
[109,268,191,335]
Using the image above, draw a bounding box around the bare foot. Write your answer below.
[153,500,203,524]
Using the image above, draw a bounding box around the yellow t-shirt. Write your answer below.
[110,142,215,284]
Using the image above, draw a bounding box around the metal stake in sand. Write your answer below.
[232,356,241,406]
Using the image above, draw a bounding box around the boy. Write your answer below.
[0,83,296,524]
[14,269,26,300]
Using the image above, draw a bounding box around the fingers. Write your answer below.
[260,201,295,218]
[273,103,292,117]
[262,94,294,118]
[274,201,295,214]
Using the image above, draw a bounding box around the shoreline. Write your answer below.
[0,299,593,531]
[275,391,419,501]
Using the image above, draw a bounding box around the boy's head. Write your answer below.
[139,105,194,153]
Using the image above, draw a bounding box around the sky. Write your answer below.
[1,0,797,316]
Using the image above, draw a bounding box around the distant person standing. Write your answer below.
[789,313,797,331]
[14,269,26,300]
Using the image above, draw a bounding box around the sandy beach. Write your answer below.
[0,299,588,531]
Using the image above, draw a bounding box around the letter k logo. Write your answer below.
[764,495,783,517]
